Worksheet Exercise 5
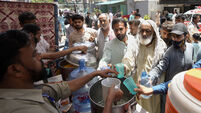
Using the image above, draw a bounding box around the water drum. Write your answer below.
[165,68,201,113]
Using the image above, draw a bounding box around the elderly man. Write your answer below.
[68,14,97,47]
[128,19,141,38]
[98,18,137,69]
[122,20,167,113]
[91,13,116,61]
[148,23,194,113]
[0,30,119,113]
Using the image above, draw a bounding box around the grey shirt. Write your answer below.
[149,43,194,82]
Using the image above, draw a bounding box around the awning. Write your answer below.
[96,0,125,5]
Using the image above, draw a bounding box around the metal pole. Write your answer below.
[54,0,59,52]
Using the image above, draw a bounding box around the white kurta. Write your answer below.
[98,34,137,70]
[122,20,167,113]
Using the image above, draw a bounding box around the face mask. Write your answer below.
[172,39,185,48]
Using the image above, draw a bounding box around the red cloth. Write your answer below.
[0,1,56,47]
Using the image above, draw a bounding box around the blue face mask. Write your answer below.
[172,39,185,48]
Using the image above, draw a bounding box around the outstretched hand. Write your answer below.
[107,85,123,103]
[97,69,119,78]
[76,46,88,54]
[89,36,95,42]
[134,84,153,100]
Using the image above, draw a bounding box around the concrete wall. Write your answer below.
[148,0,164,20]
[127,0,135,15]
[132,0,164,20]
[134,1,148,17]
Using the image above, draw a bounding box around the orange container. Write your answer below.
[165,69,201,113]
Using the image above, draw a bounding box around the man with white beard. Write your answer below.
[122,20,167,113]
[90,13,116,62]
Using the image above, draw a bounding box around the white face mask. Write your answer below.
[139,34,153,45]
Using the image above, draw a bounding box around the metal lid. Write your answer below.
[73,41,95,50]
[66,52,97,67]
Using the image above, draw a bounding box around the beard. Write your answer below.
[101,24,109,30]
[131,31,137,36]
[116,33,126,41]
[139,34,153,45]
[163,38,172,47]
[20,60,47,82]
[74,25,83,30]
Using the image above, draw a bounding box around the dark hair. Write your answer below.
[18,12,36,24]
[22,24,41,35]
[161,21,174,32]
[160,17,167,25]
[65,13,74,19]
[175,14,185,21]
[112,18,127,29]
[0,30,30,81]
[128,19,140,27]
[193,33,201,40]
[193,14,200,22]
[72,14,84,21]
[135,13,141,17]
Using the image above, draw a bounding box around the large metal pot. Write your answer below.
[66,41,97,67]
[73,41,96,56]
[66,52,97,68]
[89,78,136,113]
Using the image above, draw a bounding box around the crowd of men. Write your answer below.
[0,9,200,113]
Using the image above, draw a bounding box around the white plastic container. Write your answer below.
[166,69,201,113]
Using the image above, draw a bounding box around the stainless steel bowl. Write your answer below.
[89,78,136,113]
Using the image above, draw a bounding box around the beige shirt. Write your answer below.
[68,27,97,47]
[0,82,71,113]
